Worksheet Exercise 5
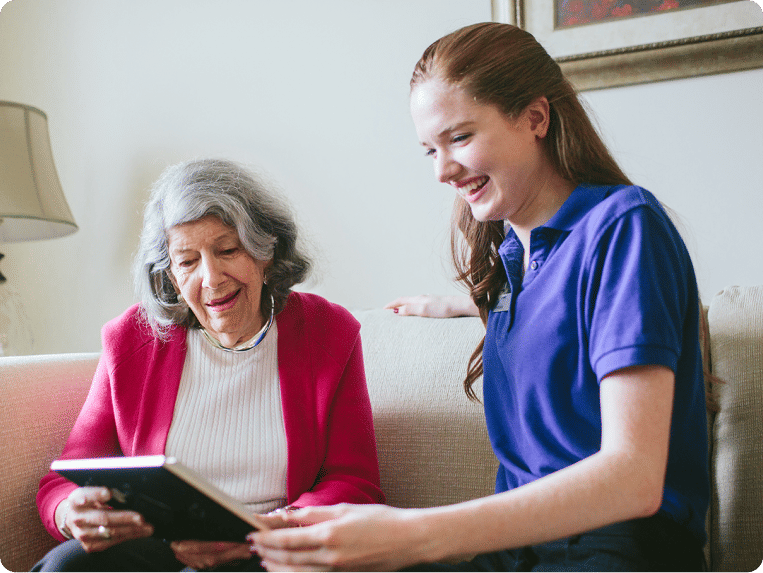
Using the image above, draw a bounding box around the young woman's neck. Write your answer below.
[508,170,575,258]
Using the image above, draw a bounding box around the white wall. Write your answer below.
[581,67,763,302]
[0,0,491,354]
[1,0,761,355]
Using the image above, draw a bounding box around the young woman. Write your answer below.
[251,23,709,571]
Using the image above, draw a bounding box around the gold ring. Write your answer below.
[97,525,112,539]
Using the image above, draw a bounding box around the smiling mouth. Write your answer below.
[455,176,489,197]
[207,289,241,309]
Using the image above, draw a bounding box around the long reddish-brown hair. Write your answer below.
[411,23,632,400]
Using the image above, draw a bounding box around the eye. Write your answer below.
[452,133,471,144]
[220,247,239,256]
[176,258,196,269]
[424,147,436,157]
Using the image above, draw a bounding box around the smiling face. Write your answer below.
[410,78,555,226]
[167,215,270,348]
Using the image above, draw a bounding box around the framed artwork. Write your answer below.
[491,0,763,90]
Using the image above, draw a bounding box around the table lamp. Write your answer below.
[0,101,77,280]
[0,101,77,354]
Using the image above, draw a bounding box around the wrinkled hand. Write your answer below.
[170,540,254,570]
[384,295,478,318]
[62,487,153,553]
[250,504,427,572]
[169,508,296,569]
[170,508,284,569]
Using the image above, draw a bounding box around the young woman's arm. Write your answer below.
[384,294,479,318]
[251,364,674,571]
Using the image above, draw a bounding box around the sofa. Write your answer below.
[1,285,761,572]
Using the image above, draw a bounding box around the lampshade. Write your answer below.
[0,101,77,242]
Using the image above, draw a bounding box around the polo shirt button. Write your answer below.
[530,261,539,271]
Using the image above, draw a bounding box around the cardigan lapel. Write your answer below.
[133,325,187,456]
[276,292,320,503]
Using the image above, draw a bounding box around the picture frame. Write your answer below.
[491,0,763,90]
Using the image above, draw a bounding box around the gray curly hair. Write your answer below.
[133,158,311,338]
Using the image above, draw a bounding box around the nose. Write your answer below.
[434,151,460,184]
[200,255,225,289]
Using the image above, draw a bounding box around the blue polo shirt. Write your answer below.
[483,184,709,543]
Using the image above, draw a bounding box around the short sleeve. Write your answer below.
[587,205,690,381]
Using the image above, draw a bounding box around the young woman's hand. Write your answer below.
[170,540,254,570]
[250,504,430,572]
[58,487,153,552]
[385,295,478,318]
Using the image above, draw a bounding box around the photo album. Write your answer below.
[51,455,269,541]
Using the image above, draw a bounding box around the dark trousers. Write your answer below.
[31,537,264,572]
[407,514,705,572]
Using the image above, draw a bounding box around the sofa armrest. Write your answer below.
[707,286,763,572]
[0,353,98,572]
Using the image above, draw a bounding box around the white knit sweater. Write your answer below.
[165,323,288,514]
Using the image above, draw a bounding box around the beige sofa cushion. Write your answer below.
[0,353,99,572]
[354,310,497,509]
[708,286,763,572]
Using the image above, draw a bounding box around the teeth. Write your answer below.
[459,177,488,194]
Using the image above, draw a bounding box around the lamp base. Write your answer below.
[0,268,35,355]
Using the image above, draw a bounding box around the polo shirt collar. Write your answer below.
[542,184,610,232]
[499,184,610,252]
[498,184,613,284]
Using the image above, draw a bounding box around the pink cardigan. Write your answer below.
[37,291,384,542]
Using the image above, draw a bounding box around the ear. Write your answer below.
[524,96,550,139]
[259,258,273,285]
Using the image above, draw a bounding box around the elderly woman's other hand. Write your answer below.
[170,540,254,570]
[58,487,153,552]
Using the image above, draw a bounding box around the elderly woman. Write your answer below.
[34,158,384,572]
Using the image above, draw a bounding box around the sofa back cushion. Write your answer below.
[354,310,497,509]
[708,285,763,572]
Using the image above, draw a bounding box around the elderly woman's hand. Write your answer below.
[58,487,153,552]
